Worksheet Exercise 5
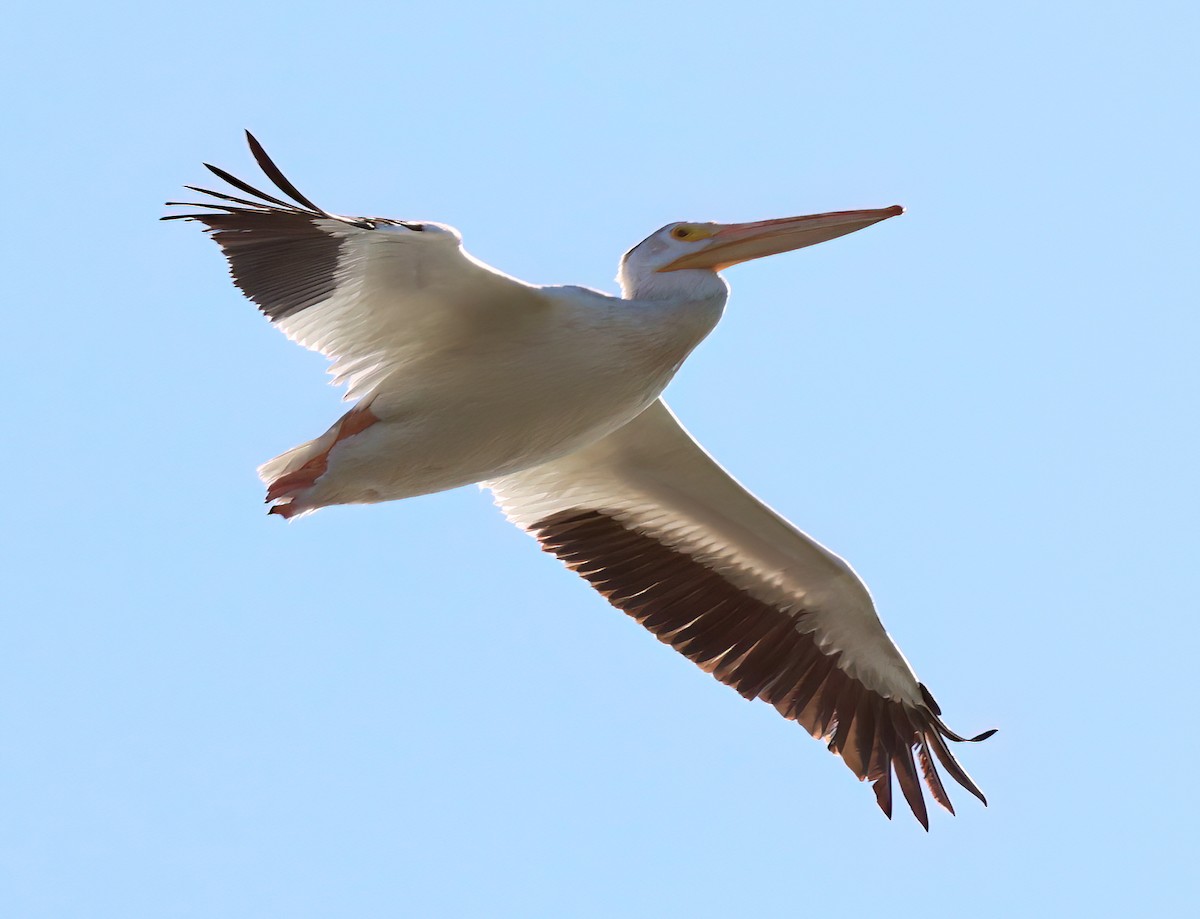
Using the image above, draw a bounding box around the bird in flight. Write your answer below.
[165,132,994,828]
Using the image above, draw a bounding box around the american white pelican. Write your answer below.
[166,132,994,828]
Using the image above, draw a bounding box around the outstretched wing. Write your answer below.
[164,131,546,400]
[487,399,993,828]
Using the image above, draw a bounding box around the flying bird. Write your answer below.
[165,132,994,828]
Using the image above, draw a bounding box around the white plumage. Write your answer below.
[166,132,993,827]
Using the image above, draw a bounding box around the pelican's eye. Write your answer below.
[670,223,715,242]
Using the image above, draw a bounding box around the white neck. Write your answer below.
[620,265,730,304]
[612,268,729,373]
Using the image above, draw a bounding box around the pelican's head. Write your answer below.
[618,205,903,299]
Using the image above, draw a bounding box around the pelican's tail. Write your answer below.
[257,403,379,519]
[257,437,326,488]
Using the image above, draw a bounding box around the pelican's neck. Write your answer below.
[620,265,729,304]
[615,268,729,366]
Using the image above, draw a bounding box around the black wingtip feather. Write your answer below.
[889,713,930,830]
[203,161,297,211]
[917,736,956,816]
[931,711,999,744]
[873,770,893,820]
[918,682,942,716]
[244,131,327,214]
[926,730,989,807]
[182,184,279,210]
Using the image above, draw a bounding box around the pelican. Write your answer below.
[165,132,994,828]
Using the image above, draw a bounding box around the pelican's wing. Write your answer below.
[164,131,546,400]
[487,399,993,828]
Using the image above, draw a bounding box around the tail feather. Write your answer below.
[256,402,380,517]
[256,432,335,486]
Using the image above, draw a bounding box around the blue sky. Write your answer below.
[3,2,1197,916]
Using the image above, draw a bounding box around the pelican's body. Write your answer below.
[263,262,726,513]
[166,133,993,828]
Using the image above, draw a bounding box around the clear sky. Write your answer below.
[3,2,1197,916]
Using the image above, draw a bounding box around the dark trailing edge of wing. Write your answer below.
[163,132,422,322]
[531,508,995,829]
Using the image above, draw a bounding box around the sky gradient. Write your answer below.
[3,2,1197,916]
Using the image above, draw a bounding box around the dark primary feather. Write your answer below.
[202,160,308,212]
[532,508,995,828]
[162,132,419,322]
[244,130,327,213]
[182,183,285,210]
